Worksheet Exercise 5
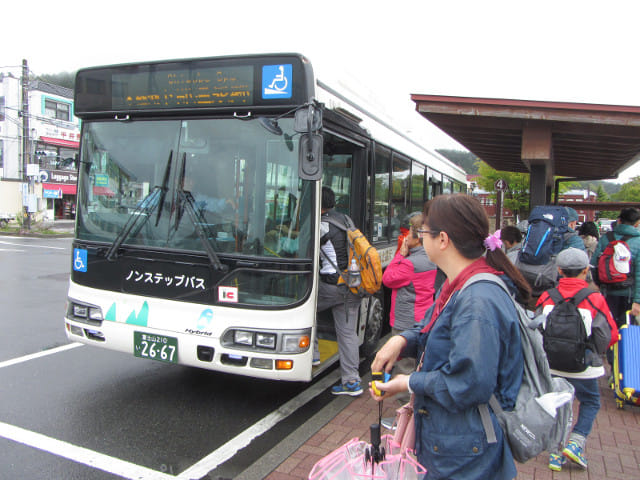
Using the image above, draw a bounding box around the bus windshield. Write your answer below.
[76,117,313,260]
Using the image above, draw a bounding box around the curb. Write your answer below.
[0,231,73,238]
[236,393,355,480]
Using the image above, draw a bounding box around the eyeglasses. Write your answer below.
[416,228,440,237]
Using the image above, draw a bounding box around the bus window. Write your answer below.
[391,155,410,239]
[411,163,425,211]
[373,146,391,242]
[76,117,313,260]
[428,170,442,199]
[322,133,356,216]
[443,177,453,195]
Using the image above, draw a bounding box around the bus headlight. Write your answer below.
[68,299,103,326]
[282,333,311,353]
[256,333,276,349]
[223,328,311,353]
[234,330,254,346]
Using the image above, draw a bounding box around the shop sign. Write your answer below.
[43,188,62,199]
[94,174,109,186]
[41,169,78,184]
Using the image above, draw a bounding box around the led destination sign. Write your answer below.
[112,65,254,109]
[74,55,312,116]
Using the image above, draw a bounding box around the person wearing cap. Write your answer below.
[536,248,618,472]
[591,207,640,328]
[562,207,586,251]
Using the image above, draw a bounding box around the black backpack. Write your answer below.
[542,287,592,372]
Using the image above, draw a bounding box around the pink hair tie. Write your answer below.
[484,230,503,251]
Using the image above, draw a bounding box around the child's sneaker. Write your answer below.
[563,441,587,468]
[548,453,566,471]
[331,381,363,396]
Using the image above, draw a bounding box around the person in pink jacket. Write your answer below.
[382,213,437,377]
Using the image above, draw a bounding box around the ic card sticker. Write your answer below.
[218,286,239,303]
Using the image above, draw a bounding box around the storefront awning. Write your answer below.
[40,136,80,149]
[42,183,77,195]
[93,186,115,196]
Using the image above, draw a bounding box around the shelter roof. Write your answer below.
[411,94,640,181]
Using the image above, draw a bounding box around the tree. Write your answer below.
[38,72,76,90]
[476,161,531,218]
[595,185,617,219]
[612,176,640,202]
[436,149,479,174]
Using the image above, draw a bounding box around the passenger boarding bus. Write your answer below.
[66,53,467,381]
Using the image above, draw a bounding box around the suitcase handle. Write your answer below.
[625,310,637,326]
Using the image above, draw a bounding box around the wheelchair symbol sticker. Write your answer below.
[262,64,292,99]
[73,248,87,272]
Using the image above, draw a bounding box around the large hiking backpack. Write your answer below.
[520,206,569,265]
[324,215,382,295]
[597,231,633,287]
[514,258,559,298]
[462,274,574,463]
[515,206,569,296]
[543,288,592,373]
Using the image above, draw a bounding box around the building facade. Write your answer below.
[1,67,80,222]
[558,189,597,222]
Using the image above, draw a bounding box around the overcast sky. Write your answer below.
[4,0,640,181]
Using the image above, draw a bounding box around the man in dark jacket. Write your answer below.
[317,187,362,396]
[591,207,640,326]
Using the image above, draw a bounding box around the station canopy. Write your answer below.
[411,95,640,182]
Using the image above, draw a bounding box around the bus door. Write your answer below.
[314,129,370,367]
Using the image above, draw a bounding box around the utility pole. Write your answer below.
[21,59,31,230]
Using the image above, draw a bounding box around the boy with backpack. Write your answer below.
[535,248,618,471]
[591,207,640,328]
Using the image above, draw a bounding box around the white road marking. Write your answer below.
[178,369,342,479]
[1,338,342,479]
[0,343,83,370]
[0,422,176,480]
[0,248,26,252]
[0,240,66,250]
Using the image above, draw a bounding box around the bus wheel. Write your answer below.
[360,296,383,359]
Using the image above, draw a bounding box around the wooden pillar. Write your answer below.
[521,123,553,209]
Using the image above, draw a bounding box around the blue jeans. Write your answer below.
[566,377,601,438]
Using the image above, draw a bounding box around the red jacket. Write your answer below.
[382,246,437,330]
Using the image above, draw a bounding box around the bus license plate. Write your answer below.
[133,332,178,364]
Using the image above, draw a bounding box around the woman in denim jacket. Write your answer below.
[370,194,531,480]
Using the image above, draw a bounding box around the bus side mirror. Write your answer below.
[298,133,323,180]
[296,103,323,180]
[294,105,322,133]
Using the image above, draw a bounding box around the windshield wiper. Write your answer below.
[155,150,173,226]
[105,188,161,261]
[173,153,227,272]
[105,151,173,261]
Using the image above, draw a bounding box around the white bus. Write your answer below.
[65,53,467,381]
